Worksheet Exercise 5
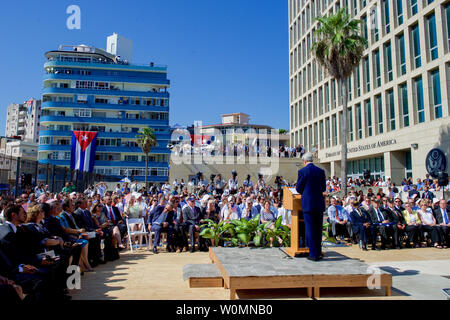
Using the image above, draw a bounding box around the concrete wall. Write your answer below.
[169,156,309,185]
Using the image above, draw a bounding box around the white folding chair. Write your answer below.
[125,218,150,252]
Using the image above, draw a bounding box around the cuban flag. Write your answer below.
[27,99,33,115]
[70,131,98,172]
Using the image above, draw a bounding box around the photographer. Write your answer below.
[229,171,238,195]
[215,174,225,195]
[243,174,253,188]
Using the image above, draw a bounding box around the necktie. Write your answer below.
[334,206,340,222]
[377,209,383,222]
[109,207,116,224]
[443,209,449,224]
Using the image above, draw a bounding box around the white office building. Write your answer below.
[289,0,450,183]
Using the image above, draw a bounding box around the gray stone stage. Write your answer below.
[184,247,393,299]
[210,247,388,277]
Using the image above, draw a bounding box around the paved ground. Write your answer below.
[70,245,450,300]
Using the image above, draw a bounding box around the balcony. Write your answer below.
[43,73,170,86]
[40,115,169,126]
[38,144,171,154]
[44,59,168,73]
[39,130,171,140]
[41,101,169,113]
[42,87,169,98]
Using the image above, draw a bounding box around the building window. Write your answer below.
[430,69,442,119]
[446,4,450,50]
[387,89,395,131]
[374,50,381,87]
[319,121,324,149]
[365,99,372,137]
[396,0,403,25]
[362,15,368,47]
[427,14,438,61]
[291,106,294,129]
[410,0,418,16]
[73,108,91,117]
[356,103,362,139]
[332,80,337,109]
[411,24,421,68]
[414,77,425,123]
[400,83,409,127]
[325,83,330,112]
[364,57,370,92]
[372,6,379,42]
[348,107,354,142]
[332,114,338,146]
[355,67,361,97]
[397,34,407,75]
[326,117,331,147]
[319,87,323,115]
[405,150,412,178]
[376,94,383,134]
[384,42,393,82]
[383,0,390,34]
[347,77,352,101]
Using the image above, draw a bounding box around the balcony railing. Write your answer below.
[46,56,167,69]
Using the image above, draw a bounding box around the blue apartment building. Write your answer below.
[38,35,170,185]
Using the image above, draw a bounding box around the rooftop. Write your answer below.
[45,44,167,69]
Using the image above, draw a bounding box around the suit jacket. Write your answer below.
[385,207,405,225]
[153,210,175,227]
[433,207,450,225]
[73,208,97,232]
[421,191,434,200]
[366,207,387,224]
[0,245,18,279]
[0,224,40,266]
[43,216,72,242]
[349,208,371,232]
[182,205,200,225]
[101,206,120,225]
[15,223,52,258]
[408,190,420,199]
[295,163,326,213]
[148,205,165,225]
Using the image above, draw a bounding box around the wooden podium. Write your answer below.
[283,186,309,257]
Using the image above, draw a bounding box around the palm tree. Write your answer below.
[311,8,367,196]
[136,127,158,190]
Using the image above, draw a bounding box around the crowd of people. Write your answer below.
[326,190,450,250]
[170,141,307,159]
[0,169,448,301]
[325,174,449,194]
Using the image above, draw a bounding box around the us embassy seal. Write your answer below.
[426,148,447,178]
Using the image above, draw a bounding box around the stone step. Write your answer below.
[183,264,223,288]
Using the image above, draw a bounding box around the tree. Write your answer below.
[278,129,288,135]
[136,127,158,190]
[311,8,367,196]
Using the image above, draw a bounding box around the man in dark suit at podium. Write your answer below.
[296,152,326,261]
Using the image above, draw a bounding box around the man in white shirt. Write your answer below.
[96,182,107,198]
[228,171,238,195]
[221,196,240,222]
[130,180,140,193]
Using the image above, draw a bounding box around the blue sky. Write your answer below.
[0,0,289,134]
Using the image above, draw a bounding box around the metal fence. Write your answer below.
[0,154,113,197]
